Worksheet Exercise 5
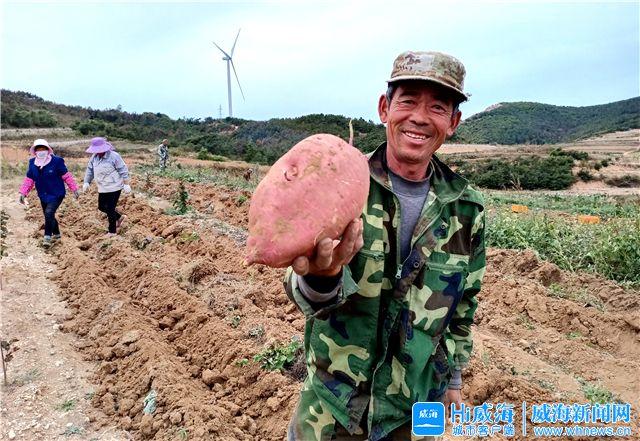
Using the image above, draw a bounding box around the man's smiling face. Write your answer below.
[378,81,461,176]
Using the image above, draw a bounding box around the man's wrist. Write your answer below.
[304,272,342,292]
[448,369,462,390]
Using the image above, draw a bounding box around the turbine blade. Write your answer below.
[230,59,245,101]
[213,41,230,58]
[230,29,241,57]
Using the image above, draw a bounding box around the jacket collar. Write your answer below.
[367,142,469,203]
[94,151,111,160]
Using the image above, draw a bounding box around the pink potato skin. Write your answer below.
[245,134,370,267]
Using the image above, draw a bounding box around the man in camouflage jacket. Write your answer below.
[285,51,486,441]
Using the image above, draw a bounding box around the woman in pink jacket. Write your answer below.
[18,139,80,248]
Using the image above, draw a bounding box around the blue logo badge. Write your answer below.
[412,402,446,436]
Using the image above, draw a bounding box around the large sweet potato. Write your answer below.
[245,134,370,267]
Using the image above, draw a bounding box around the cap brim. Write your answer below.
[387,76,470,102]
[30,145,53,155]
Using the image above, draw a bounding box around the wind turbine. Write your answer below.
[213,29,245,118]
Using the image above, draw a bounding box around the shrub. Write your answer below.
[196,149,211,160]
[457,155,575,190]
[0,108,56,127]
[604,175,640,187]
[31,110,57,127]
[577,169,593,182]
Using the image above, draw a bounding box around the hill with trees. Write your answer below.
[2,89,638,164]
[452,97,640,144]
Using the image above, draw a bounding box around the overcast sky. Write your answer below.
[2,1,638,122]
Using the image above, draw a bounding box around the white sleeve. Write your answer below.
[296,274,341,302]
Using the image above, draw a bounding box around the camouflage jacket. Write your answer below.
[158,144,169,160]
[285,143,486,441]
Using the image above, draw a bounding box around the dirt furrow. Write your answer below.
[9,174,639,440]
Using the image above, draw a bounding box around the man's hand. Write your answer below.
[292,218,364,277]
[18,194,25,205]
[73,190,80,200]
[82,182,90,192]
[444,389,463,417]
[123,184,132,194]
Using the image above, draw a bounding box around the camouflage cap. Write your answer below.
[388,51,469,102]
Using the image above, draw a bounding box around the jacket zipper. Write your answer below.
[393,194,403,280]
[369,167,467,280]
[358,249,385,261]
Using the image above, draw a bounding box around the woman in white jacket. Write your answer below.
[83,137,131,236]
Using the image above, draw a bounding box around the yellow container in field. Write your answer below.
[578,215,601,224]
[511,204,529,213]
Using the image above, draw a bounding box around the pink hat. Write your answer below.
[29,139,54,156]
[86,137,114,154]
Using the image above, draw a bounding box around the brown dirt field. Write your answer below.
[2,170,639,440]
[2,130,639,439]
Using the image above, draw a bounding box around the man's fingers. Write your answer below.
[352,229,364,255]
[313,237,334,270]
[333,219,362,263]
[299,219,364,276]
[292,256,309,276]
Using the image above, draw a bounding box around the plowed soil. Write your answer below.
[2,171,639,440]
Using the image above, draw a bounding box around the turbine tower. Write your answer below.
[213,29,245,118]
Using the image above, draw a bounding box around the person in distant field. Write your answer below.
[285,51,486,441]
[18,139,80,248]
[82,137,131,237]
[158,138,169,170]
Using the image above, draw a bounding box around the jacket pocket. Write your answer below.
[409,260,468,336]
[348,248,385,299]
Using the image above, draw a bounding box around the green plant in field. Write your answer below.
[581,381,614,404]
[547,283,567,299]
[171,181,190,215]
[235,194,248,206]
[537,379,555,391]
[574,288,605,311]
[177,427,189,440]
[485,192,640,219]
[177,231,200,244]
[248,325,265,339]
[566,331,582,340]
[234,358,249,367]
[229,315,241,328]
[64,425,83,435]
[13,368,41,386]
[480,351,491,366]
[253,339,303,372]
[58,398,77,412]
[487,209,640,287]
[516,313,535,330]
[135,164,256,192]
